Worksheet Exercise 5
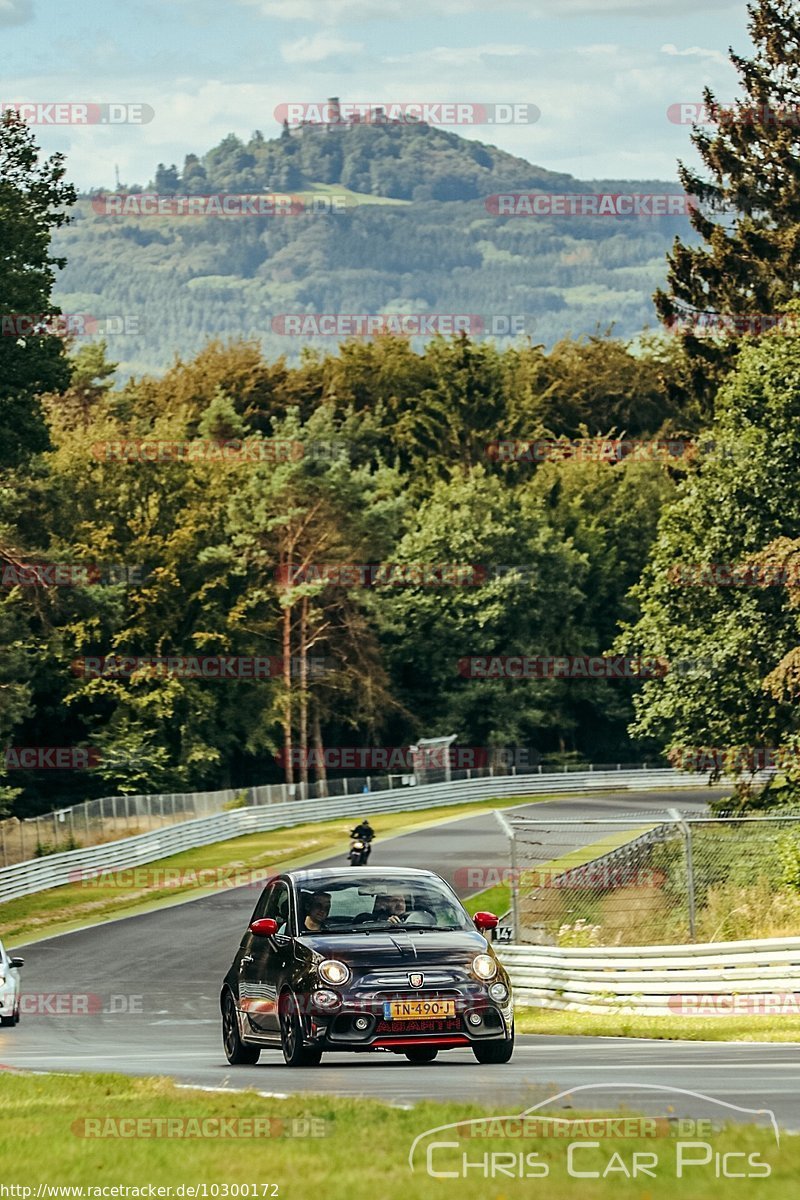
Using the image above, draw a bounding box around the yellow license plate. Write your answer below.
[385,1000,456,1020]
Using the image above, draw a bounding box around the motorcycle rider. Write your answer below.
[350,817,374,861]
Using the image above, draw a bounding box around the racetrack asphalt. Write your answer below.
[3,787,793,1130]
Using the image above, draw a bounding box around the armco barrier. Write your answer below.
[498,937,800,1015]
[0,767,711,905]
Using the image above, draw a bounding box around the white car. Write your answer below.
[0,942,24,1027]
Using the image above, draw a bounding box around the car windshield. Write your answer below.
[296,875,471,934]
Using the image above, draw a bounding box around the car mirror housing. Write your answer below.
[8,957,24,968]
[249,918,279,937]
[473,911,499,932]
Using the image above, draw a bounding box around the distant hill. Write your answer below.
[52,118,694,375]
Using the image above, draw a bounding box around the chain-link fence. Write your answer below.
[505,810,800,946]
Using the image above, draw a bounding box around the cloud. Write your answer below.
[0,0,33,27]
[661,42,729,65]
[385,44,535,67]
[281,34,364,64]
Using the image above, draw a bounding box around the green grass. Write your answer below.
[0,794,557,947]
[516,1008,800,1043]
[464,883,511,917]
[0,1072,793,1198]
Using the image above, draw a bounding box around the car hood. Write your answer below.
[300,928,491,964]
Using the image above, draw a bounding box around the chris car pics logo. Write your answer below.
[409,1085,779,1180]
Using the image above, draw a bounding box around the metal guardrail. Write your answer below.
[498,937,800,1015]
[0,767,712,905]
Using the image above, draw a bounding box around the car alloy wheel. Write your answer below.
[279,992,323,1067]
[222,991,260,1065]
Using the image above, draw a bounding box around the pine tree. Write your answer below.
[655,2,800,355]
[0,111,76,466]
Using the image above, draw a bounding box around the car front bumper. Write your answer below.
[304,983,514,1049]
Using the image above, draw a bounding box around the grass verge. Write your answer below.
[516,1007,800,1042]
[1,794,556,947]
[0,1071,793,1198]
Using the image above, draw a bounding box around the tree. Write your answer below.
[530,453,678,760]
[617,322,800,795]
[0,110,76,467]
[376,469,586,755]
[154,163,181,194]
[655,2,800,367]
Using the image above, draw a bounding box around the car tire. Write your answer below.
[472,1025,514,1064]
[404,1047,438,1064]
[0,1016,14,1028]
[222,991,260,1065]
[279,993,323,1067]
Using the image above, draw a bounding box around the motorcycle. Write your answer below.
[348,837,370,866]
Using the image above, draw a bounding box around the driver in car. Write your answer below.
[372,893,407,925]
[303,891,332,932]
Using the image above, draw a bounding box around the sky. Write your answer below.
[1,0,754,191]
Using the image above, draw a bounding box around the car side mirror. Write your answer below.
[473,911,499,932]
[249,918,279,937]
[9,958,24,969]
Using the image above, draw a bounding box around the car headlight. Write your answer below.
[318,959,351,986]
[489,981,508,1002]
[472,953,497,981]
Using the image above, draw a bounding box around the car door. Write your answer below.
[238,881,292,1034]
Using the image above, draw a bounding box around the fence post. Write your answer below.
[669,808,697,941]
[510,830,519,941]
[0,821,6,867]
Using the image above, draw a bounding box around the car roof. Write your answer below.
[286,866,442,886]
